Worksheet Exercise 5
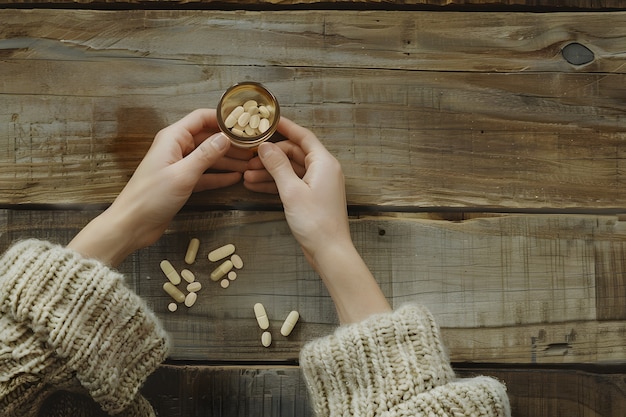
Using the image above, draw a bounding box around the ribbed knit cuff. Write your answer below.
[300,304,456,417]
[0,239,169,415]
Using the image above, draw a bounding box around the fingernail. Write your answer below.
[257,142,273,158]
[210,133,229,151]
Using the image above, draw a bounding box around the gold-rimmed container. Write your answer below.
[216,82,280,149]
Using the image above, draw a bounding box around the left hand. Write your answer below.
[69,109,252,266]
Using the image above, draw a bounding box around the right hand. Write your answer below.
[243,117,352,264]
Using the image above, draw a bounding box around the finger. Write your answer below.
[181,133,230,177]
[211,155,251,173]
[244,161,306,183]
[173,109,219,136]
[243,179,279,194]
[247,141,306,170]
[194,172,243,192]
[276,117,328,155]
[256,142,302,193]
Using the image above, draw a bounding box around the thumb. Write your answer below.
[184,133,230,175]
[257,142,301,192]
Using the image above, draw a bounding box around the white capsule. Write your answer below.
[258,105,270,118]
[185,238,200,264]
[231,127,245,137]
[187,281,202,293]
[231,254,244,269]
[259,118,270,133]
[220,279,230,289]
[243,100,258,111]
[247,106,259,116]
[160,260,181,285]
[280,310,300,337]
[163,282,185,303]
[261,331,272,348]
[228,271,237,281]
[167,302,178,312]
[254,303,270,330]
[249,114,260,129]
[244,125,256,136]
[237,111,251,127]
[225,106,245,128]
[181,269,195,283]
[208,244,236,262]
[210,260,233,281]
[184,291,197,307]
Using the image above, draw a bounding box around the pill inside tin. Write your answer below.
[216,82,280,149]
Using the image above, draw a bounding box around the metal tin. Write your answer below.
[216,82,280,149]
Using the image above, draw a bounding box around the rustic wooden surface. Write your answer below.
[1,209,624,364]
[141,364,626,417]
[1,10,625,210]
[1,0,624,10]
[1,5,625,417]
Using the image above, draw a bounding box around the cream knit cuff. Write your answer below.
[0,239,169,415]
[299,304,510,417]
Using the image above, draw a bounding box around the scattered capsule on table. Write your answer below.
[220,279,230,289]
[184,292,197,307]
[167,302,178,312]
[163,282,185,303]
[160,260,181,285]
[261,331,272,348]
[181,269,195,283]
[231,254,244,269]
[254,303,270,330]
[208,244,236,262]
[187,282,202,293]
[210,260,234,281]
[185,238,200,264]
[280,310,300,337]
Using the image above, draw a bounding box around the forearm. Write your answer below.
[309,240,391,324]
[67,206,138,267]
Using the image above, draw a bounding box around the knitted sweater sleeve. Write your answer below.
[0,239,169,416]
[299,304,511,417]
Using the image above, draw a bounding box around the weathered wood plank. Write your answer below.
[1,0,624,11]
[1,10,625,209]
[141,364,626,417]
[1,209,624,364]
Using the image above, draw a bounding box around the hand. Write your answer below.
[69,109,252,266]
[244,117,391,323]
[244,117,351,263]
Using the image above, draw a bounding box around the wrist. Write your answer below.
[307,241,391,324]
[67,208,137,267]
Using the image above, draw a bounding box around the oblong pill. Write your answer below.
[187,281,202,293]
[181,269,195,283]
[163,282,185,303]
[243,100,258,111]
[160,260,181,285]
[184,291,197,307]
[261,331,272,348]
[280,310,300,336]
[259,105,270,118]
[237,111,251,127]
[259,118,270,133]
[185,238,200,264]
[231,254,244,269]
[208,243,236,262]
[210,260,233,281]
[254,303,270,330]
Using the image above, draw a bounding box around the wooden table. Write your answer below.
[1,1,625,415]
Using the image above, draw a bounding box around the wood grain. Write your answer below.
[0,0,624,11]
[1,10,624,209]
[141,364,626,417]
[2,209,624,364]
